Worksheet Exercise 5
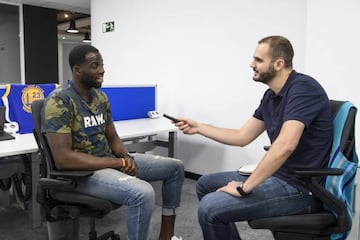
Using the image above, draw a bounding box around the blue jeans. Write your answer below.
[196,171,322,240]
[75,153,184,240]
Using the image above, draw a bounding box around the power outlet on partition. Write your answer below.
[147,111,160,119]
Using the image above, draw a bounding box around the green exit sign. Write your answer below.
[102,21,115,33]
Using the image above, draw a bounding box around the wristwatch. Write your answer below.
[236,181,249,196]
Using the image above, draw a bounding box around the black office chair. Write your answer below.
[248,100,358,240]
[31,99,121,240]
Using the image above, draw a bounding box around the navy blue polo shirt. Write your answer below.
[253,70,332,193]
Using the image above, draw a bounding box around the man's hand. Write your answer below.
[121,154,138,176]
[216,181,242,197]
[175,118,201,135]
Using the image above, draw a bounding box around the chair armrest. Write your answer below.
[288,168,344,177]
[288,167,351,232]
[49,170,94,180]
[39,169,93,191]
[46,170,94,188]
[39,178,77,191]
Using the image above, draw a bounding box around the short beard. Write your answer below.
[79,73,102,89]
[253,65,276,84]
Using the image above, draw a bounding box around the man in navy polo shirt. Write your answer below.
[174,35,332,240]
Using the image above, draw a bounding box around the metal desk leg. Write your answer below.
[168,131,178,158]
[29,152,41,228]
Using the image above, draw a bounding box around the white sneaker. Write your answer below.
[171,236,183,240]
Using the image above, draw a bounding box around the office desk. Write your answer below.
[114,117,178,157]
[0,117,178,229]
[0,134,40,229]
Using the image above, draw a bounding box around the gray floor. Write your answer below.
[0,178,273,240]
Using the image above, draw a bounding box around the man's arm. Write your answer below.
[105,122,138,176]
[105,122,128,156]
[177,116,265,147]
[218,120,305,196]
[46,132,123,171]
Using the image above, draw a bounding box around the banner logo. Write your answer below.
[21,85,45,113]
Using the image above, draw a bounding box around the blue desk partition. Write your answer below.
[1,84,156,119]
[101,85,156,121]
[0,84,156,133]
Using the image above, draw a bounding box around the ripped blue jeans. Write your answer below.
[196,171,322,240]
[75,153,184,240]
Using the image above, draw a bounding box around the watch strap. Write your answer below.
[236,182,248,196]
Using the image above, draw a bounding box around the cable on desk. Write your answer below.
[12,154,32,202]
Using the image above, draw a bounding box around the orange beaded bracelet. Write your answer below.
[121,158,126,168]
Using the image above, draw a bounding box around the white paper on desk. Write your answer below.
[238,163,258,175]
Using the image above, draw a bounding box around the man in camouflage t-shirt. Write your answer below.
[44,83,114,157]
[42,45,184,240]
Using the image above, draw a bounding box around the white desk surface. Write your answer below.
[0,117,177,157]
[114,117,178,139]
[0,133,38,157]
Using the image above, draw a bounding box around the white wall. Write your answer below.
[0,4,21,84]
[305,0,360,143]
[91,0,358,175]
[58,39,84,85]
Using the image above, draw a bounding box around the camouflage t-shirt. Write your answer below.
[42,83,115,157]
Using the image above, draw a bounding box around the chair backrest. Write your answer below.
[327,100,358,240]
[31,99,57,175]
[31,99,116,224]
